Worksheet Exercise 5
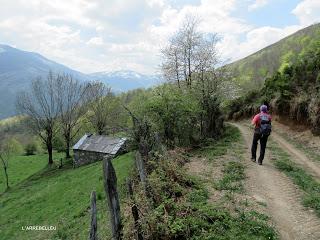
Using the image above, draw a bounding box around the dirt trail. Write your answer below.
[231,122,320,240]
[271,131,320,181]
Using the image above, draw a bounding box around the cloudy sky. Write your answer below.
[0,0,319,74]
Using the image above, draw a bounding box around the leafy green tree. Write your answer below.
[145,84,201,147]
[25,142,38,156]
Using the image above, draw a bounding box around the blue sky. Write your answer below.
[238,0,301,27]
[0,0,319,74]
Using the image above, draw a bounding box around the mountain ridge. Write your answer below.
[0,45,160,119]
[227,23,320,91]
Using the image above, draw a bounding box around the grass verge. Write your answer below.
[194,124,241,161]
[270,141,320,217]
[0,153,65,193]
[274,129,320,162]
[214,161,245,193]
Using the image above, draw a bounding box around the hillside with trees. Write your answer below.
[228,30,320,135]
[228,23,320,91]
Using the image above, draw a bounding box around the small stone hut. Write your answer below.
[72,134,127,167]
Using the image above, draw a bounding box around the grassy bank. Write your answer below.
[0,152,134,240]
[214,161,245,193]
[270,141,320,217]
[195,125,242,160]
[273,128,320,163]
[0,153,65,193]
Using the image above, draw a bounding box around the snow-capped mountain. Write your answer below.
[89,70,161,92]
[0,44,161,119]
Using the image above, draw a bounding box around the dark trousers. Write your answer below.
[251,132,269,163]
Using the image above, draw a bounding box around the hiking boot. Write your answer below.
[258,160,262,165]
[251,158,256,162]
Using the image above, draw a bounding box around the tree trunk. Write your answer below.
[98,128,104,135]
[48,145,53,165]
[47,128,54,165]
[174,52,180,88]
[188,48,192,87]
[65,131,71,159]
[47,136,53,165]
[4,166,9,190]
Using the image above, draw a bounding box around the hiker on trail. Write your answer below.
[251,105,272,165]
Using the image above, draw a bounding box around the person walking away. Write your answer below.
[251,105,272,165]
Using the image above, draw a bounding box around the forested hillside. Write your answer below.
[228,23,320,90]
[228,34,320,134]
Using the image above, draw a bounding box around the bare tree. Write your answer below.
[162,16,202,88]
[87,82,113,135]
[56,74,89,158]
[161,36,182,88]
[161,16,226,138]
[16,72,60,164]
[0,139,14,191]
[181,16,202,87]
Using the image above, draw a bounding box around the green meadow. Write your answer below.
[0,152,134,240]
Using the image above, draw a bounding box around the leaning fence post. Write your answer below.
[127,178,143,240]
[103,157,122,240]
[135,152,147,190]
[89,191,98,240]
[135,151,153,202]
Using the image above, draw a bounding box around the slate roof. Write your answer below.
[73,134,127,155]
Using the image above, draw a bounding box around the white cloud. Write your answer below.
[147,0,165,8]
[292,0,320,26]
[0,0,252,73]
[0,0,315,75]
[248,0,268,11]
[227,25,301,60]
[87,37,104,46]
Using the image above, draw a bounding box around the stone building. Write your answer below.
[72,134,127,167]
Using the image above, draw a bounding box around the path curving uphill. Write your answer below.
[231,122,320,240]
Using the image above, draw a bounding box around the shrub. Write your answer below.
[6,137,24,155]
[52,135,65,153]
[24,141,38,156]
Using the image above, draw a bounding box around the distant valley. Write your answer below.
[0,44,161,119]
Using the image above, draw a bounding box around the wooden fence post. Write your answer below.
[89,191,98,240]
[135,151,153,201]
[103,157,122,240]
[135,152,147,190]
[127,178,143,240]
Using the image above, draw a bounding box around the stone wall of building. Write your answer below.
[73,150,113,167]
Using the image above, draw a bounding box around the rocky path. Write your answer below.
[232,122,320,240]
